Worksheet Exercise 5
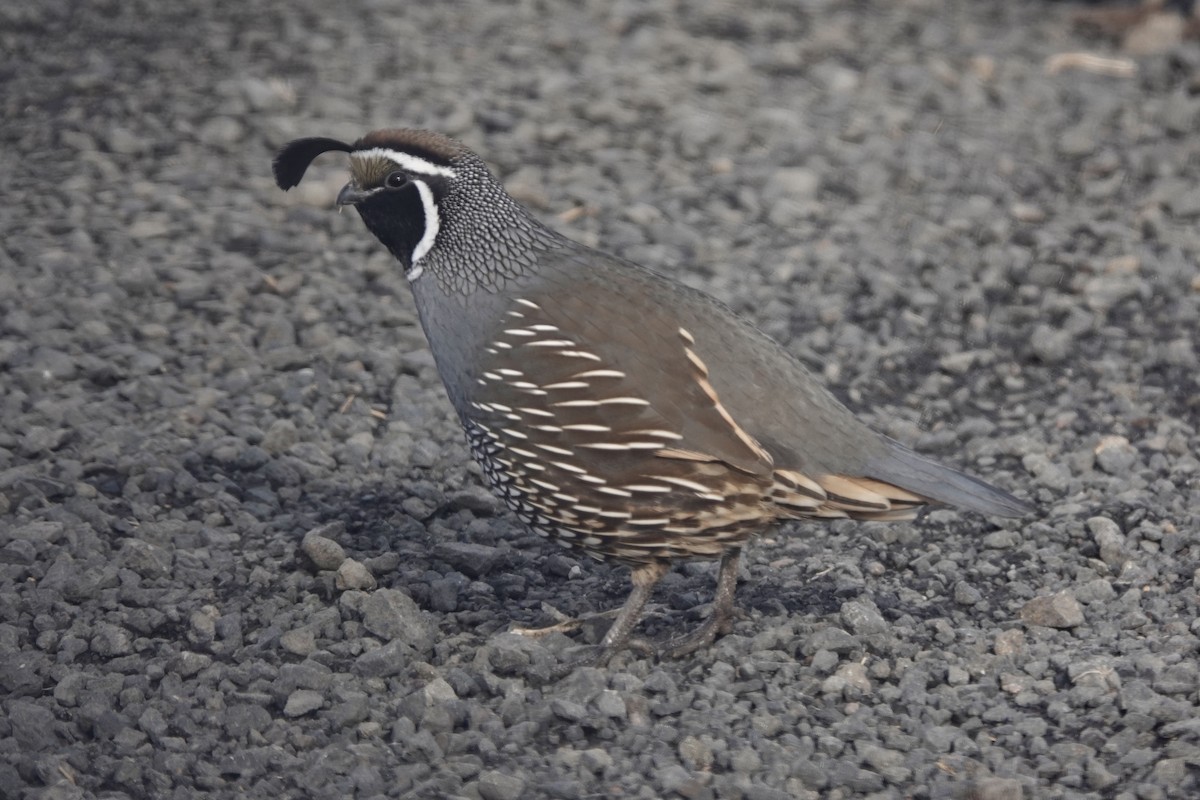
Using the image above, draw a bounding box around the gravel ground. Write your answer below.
[4,1,1200,798]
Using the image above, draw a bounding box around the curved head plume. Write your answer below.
[272,137,354,190]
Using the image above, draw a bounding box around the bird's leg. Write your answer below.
[546,561,668,674]
[662,548,742,658]
[599,561,669,655]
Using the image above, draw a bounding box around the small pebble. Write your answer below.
[302,525,347,571]
[1021,592,1085,629]
[335,558,377,591]
[283,690,324,717]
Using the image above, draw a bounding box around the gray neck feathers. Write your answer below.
[421,155,566,296]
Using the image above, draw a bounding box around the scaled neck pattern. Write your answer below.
[419,155,567,299]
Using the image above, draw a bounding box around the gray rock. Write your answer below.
[1153,662,1198,695]
[1021,592,1085,629]
[678,735,713,771]
[1074,578,1117,605]
[1028,324,1072,364]
[971,776,1024,800]
[810,649,839,674]
[90,622,133,656]
[280,628,317,656]
[1085,757,1119,790]
[800,627,859,656]
[1088,517,1128,567]
[40,779,87,800]
[276,659,334,693]
[857,742,909,783]
[1021,453,1070,491]
[137,706,168,738]
[284,689,325,717]
[173,651,213,677]
[994,629,1025,657]
[335,558,377,591]
[446,486,501,515]
[0,539,36,565]
[1069,660,1121,691]
[550,697,588,722]
[434,541,502,578]
[594,690,626,719]
[730,747,762,773]
[840,600,887,636]
[656,764,694,794]
[579,748,613,773]
[224,703,273,738]
[302,525,348,570]
[262,418,299,454]
[642,670,677,695]
[422,676,457,705]
[119,538,172,578]
[0,651,47,697]
[327,690,370,729]
[358,588,433,651]
[1058,128,1095,157]
[1151,757,1191,789]
[1094,436,1139,475]
[763,168,820,203]
[954,581,983,605]
[983,529,1020,549]
[1164,186,1200,219]
[189,606,217,645]
[428,575,463,612]
[1083,273,1146,314]
[822,662,872,696]
[353,640,411,679]
[484,634,539,676]
[8,700,58,751]
[477,770,525,800]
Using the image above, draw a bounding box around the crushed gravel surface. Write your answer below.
[3,1,1200,798]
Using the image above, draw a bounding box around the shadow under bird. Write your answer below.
[273,128,1033,666]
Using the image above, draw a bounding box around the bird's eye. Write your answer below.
[384,171,409,189]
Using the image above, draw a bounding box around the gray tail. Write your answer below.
[867,438,1034,518]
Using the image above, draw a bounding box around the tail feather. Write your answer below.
[866,438,1034,518]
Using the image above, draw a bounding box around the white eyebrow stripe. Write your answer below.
[351,148,457,178]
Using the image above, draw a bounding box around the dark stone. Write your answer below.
[8,700,59,751]
[353,640,412,679]
[434,541,502,579]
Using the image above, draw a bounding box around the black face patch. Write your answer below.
[353,184,428,269]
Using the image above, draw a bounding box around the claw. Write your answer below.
[510,606,622,639]
[660,609,738,659]
[660,550,743,658]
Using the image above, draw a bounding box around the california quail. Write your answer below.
[273,128,1033,664]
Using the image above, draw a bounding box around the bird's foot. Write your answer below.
[509,605,622,639]
[659,606,744,659]
[528,636,656,683]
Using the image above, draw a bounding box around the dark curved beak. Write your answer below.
[336,183,373,206]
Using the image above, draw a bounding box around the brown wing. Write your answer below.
[464,269,931,563]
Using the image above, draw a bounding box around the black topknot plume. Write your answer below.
[272,137,353,190]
